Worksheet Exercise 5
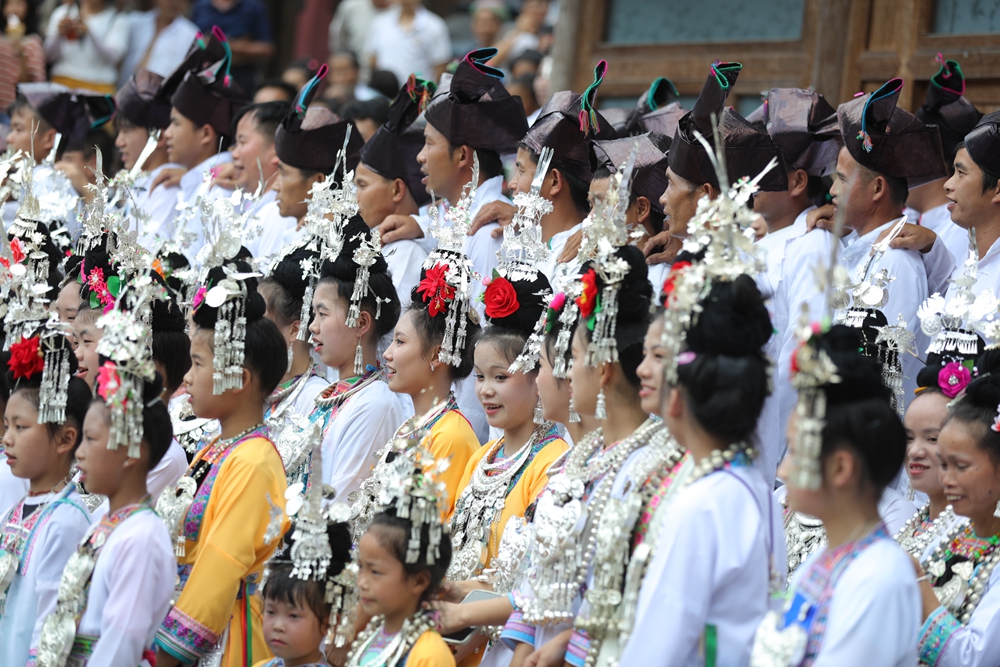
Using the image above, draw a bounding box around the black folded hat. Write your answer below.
[589,131,671,224]
[837,78,948,187]
[605,77,680,136]
[916,58,982,165]
[521,61,617,183]
[158,26,229,106]
[360,75,435,206]
[18,82,116,152]
[668,62,788,192]
[424,48,528,155]
[116,70,172,130]
[170,28,247,137]
[274,63,362,176]
[745,88,841,177]
[964,110,1000,178]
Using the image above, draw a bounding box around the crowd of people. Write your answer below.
[0,5,997,667]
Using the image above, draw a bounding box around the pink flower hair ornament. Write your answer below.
[938,361,972,399]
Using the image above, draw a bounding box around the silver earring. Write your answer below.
[569,397,580,423]
[534,398,544,425]
[595,387,607,420]
[994,499,1000,519]
[286,343,294,373]
[354,342,364,376]
[430,361,436,373]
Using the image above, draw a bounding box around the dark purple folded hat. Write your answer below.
[916,58,982,165]
[746,88,841,177]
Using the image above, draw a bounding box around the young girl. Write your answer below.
[751,324,920,665]
[350,449,455,667]
[260,245,329,447]
[153,261,290,667]
[0,336,93,666]
[288,216,403,498]
[41,358,176,665]
[379,277,482,517]
[912,350,1000,666]
[896,345,976,556]
[256,505,355,667]
[616,272,784,666]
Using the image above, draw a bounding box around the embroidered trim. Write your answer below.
[919,606,961,667]
[155,606,221,662]
[565,629,590,667]
[499,609,536,648]
[7,486,89,575]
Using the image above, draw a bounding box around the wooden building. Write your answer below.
[555,0,1000,114]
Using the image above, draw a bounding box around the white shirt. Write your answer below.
[242,191,300,263]
[839,219,929,403]
[919,204,969,271]
[119,10,200,87]
[366,6,451,85]
[0,489,93,667]
[75,509,175,666]
[174,152,234,265]
[618,464,785,667]
[129,163,183,255]
[0,454,28,518]
[539,221,583,285]
[46,5,129,85]
[383,238,428,310]
[321,379,405,504]
[784,537,920,667]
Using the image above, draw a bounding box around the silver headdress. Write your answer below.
[195,263,262,394]
[94,277,161,458]
[506,147,556,373]
[346,229,383,327]
[416,154,481,367]
[9,134,79,246]
[374,438,450,565]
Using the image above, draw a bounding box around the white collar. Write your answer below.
[179,152,232,192]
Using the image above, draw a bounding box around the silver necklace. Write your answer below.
[896,504,959,558]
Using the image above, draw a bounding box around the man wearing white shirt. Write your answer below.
[366,0,451,85]
[832,77,948,403]
[378,48,529,305]
[119,0,200,88]
[165,50,248,262]
[115,70,183,253]
[228,100,299,262]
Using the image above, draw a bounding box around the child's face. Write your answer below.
[8,106,52,157]
[54,282,82,327]
[904,390,950,498]
[2,391,60,481]
[76,402,132,496]
[184,328,239,420]
[308,282,356,372]
[569,326,602,418]
[473,340,539,431]
[356,528,427,621]
[263,595,327,662]
[535,346,568,425]
[73,317,103,389]
[383,310,433,397]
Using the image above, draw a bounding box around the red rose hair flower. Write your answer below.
[416,263,456,317]
[484,275,519,319]
[576,269,599,319]
[9,336,44,379]
[661,261,691,300]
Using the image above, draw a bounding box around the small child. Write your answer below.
[349,448,456,667]
[256,515,355,667]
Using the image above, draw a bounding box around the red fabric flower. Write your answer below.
[192,285,207,312]
[576,269,599,318]
[9,238,25,265]
[484,276,519,319]
[416,263,456,317]
[9,336,43,379]
[661,261,691,300]
[96,362,122,402]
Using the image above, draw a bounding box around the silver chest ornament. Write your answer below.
[0,548,18,612]
[156,476,198,557]
[750,608,809,667]
[36,536,101,667]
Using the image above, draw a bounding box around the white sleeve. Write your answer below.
[921,234,956,297]
[87,518,176,667]
[322,389,404,503]
[812,542,920,667]
[30,503,92,651]
[921,566,1000,667]
[145,440,189,504]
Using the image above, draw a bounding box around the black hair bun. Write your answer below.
[916,334,985,389]
[962,371,1000,412]
[812,324,890,405]
[685,275,771,356]
[271,245,321,301]
[483,270,551,338]
[319,215,389,281]
[191,260,267,330]
[281,520,353,579]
